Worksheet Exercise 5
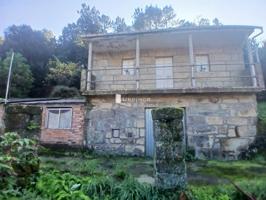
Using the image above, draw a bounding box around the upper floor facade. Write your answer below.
[81,25,265,95]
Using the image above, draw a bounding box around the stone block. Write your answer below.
[237,125,256,137]
[136,138,145,145]
[125,145,144,155]
[228,128,236,137]
[136,119,145,128]
[106,132,112,138]
[227,117,248,125]
[206,116,223,125]
[139,129,145,137]
[110,138,122,144]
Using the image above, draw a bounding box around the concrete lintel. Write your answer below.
[82,87,264,96]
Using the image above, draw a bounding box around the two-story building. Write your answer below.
[81,25,264,159]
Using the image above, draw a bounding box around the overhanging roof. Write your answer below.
[81,25,263,52]
[82,25,261,40]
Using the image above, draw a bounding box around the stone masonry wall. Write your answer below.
[86,93,257,159]
[0,104,5,134]
[92,46,249,91]
[41,104,85,146]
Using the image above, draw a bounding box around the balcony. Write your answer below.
[81,63,262,95]
[81,26,265,95]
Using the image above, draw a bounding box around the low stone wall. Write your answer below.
[0,104,5,134]
[4,105,42,139]
[86,93,257,159]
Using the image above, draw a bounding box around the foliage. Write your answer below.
[50,85,80,98]
[238,136,266,160]
[257,101,266,134]
[189,185,232,200]
[46,57,81,89]
[112,17,131,32]
[133,5,179,31]
[0,132,39,194]
[184,147,196,162]
[233,179,266,200]
[0,25,56,97]
[0,52,33,98]
[26,120,40,131]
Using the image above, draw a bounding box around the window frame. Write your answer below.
[195,54,210,72]
[121,58,136,75]
[45,107,73,130]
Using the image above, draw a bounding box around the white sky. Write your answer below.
[0,0,266,41]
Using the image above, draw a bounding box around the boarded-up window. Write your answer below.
[195,55,209,72]
[46,108,72,129]
[122,59,135,75]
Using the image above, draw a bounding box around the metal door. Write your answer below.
[155,57,173,89]
[145,108,154,157]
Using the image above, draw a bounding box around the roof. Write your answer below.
[0,98,86,105]
[82,25,263,40]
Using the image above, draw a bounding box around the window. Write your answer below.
[46,108,72,129]
[122,59,135,75]
[195,55,210,72]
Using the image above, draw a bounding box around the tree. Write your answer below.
[56,23,87,64]
[57,4,113,64]
[0,52,33,98]
[132,5,178,31]
[46,57,80,89]
[0,25,56,97]
[112,17,131,32]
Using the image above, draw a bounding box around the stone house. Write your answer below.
[0,99,86,147]
[81,25,265,159]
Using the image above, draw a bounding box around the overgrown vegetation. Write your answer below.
[1,132,266,199]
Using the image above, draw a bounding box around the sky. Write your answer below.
[1,0,266,41]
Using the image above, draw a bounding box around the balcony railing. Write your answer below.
[81,63,259,94]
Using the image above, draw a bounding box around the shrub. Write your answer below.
[50,85,80,98]
[189,185,232,200]
[0,132,39,190]
[36,171,90,200]
[232,180,266,200]
[238,136,266,160]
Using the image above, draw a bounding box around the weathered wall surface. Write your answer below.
[41,104,85,146]
[0,104,5,134]
[4,105,42,139]
[91,46,250,91]
[86,93,257,159]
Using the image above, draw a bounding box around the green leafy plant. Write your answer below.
[0,132,40,190]
[26,120,40,131]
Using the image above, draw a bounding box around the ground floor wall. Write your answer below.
[86,93,257,159]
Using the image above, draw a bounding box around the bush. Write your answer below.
[238,136,266,160]
[189,185,232,200]
[0,132,39,191]
[232,180,266,200]
[50,85,80,98]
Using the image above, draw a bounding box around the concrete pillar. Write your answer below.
[152,107,187,190]
[136,36,140,89]
[188,34,195,87]
[246,39,257,87]
[87,42,93,90]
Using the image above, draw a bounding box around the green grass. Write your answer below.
[40,153,266,187]
[40,154,153,178]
